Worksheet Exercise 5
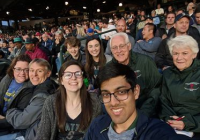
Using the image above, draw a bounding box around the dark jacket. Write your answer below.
[84,111,191,140]
[64,51,86,66]
[108,51,161,117]
[159,59,200,132]
[6,79,58,140]
[51,38,65,56]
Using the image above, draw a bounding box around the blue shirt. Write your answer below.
[3,79,23,114]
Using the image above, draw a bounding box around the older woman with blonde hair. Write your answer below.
[76,26,87,49]
[159,35,200,139]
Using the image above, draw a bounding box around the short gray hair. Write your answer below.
[110,32,130,47]
[29,58,51,71]
[168,35,199,55]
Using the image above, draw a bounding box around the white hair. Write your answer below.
[110,32,130,47]
[168,35,199,55]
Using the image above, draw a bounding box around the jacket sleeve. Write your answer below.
[159,77,177,121]
[35,96,53,140]
[182,113,200,132]
[6,94,47,129]
[155,39,168,69]
[139,58,162,117]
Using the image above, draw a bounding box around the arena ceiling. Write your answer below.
[0,0,148,20]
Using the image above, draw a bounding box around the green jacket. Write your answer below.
[109,51,161,117]
[160,59,200,132]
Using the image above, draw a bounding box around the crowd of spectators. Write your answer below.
[0,0,200,140]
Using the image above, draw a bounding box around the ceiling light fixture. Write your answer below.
[6,11,10,15]
[103,1,106,3]
[46,6,49,10]
[97,9,100,12]
[28,9,32,11]
[119,3,123,6]
[83,6,87,9]
[65,2,69,5]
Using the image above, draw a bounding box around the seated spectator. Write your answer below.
[133,23,162,60]
[155,3,164,16]
[85,36,112,91]
[64,36,86,65]
[87,28,95,36]
[84,63,191,140]
[51,30,65,73]
[160,12,175,34]
[193,8,200,33]
[108,32,161,117]
[159,35,200,139]
[156,13,200,70]
[105,19,135,56]
[25,37,48,61]
[0,54,31,136]
[8,39,15,56]
[64,28,73,39]
[35,60,101,139]
[8,37,26,60]
[1,40,10,58]
[35,32,42,42]
[2,59,58,140]
[151,10,160,26]
[41,33,53,51]
[76,26,87,49]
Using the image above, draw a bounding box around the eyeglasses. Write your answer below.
[99,88,132,103]
[13,68,29,73]
[63,71,83,79]
[111,43,129,51]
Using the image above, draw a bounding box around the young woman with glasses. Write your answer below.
[85,36,112,92]
[35,60,101,140]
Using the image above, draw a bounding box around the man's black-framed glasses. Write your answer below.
[99,88,132,103]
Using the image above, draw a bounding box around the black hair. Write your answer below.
[97,63,137,92]
[0,50,5,58]
[145,23,157,36]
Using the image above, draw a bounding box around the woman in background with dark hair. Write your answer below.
[85,36,112,91]
[35,60,101,140]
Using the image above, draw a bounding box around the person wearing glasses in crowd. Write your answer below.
[85,36,112,91]
[84,63,191,140]
[0,54,32,136]
[109,32,161,117]
[35,60,101,140]
[0,58,58,140]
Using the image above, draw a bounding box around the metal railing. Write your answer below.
[59,28,117,64]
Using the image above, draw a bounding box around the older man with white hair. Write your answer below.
[108,32,161,117]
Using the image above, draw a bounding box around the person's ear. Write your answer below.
[134,84,140,100]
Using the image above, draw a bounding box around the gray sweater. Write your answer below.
[35,92,102,140]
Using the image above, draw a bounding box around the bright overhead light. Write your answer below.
[97,9,100,12]
[83,6,87,9]
[65,1,68,5]
[46,6,49,10]
[119,3,123,6]
[6,11,10,15]
[28,9,32,11]
[103,1,106,3]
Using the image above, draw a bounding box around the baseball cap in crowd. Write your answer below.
[13,37,23,43]
[35,32,41,36]
[87,28,94,33]
[24,38,39,44]
[175,13,190,23]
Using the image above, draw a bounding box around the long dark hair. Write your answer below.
[85,36,106,77]
[55,60,93,132]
